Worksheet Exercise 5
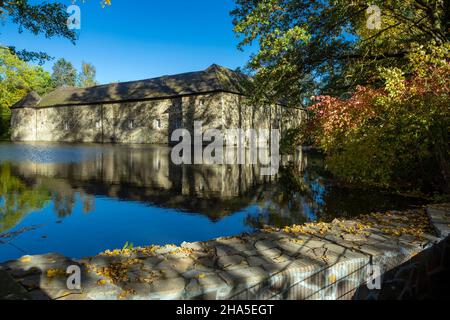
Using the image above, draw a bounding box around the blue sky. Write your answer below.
[0,0,253,84]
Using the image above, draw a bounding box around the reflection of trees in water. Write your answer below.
[52,190,75,218]
[244,149,426,229]
[0,162,97,232]
[45,182,95,218]
[1,145,424,234]
[0,163,51,233]
[244,160,326,229]
[80,193,95,214]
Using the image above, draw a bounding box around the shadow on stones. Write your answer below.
[353,235,450,300]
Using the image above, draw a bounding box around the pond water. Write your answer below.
[0,142,424,262]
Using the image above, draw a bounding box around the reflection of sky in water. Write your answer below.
[0,194,261,262]
[0,143,424,262]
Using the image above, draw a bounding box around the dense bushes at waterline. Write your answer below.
[304,46,449,194]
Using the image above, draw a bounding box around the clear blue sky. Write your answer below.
[0,0,253,84]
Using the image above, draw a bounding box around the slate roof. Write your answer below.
[13,64,250,108]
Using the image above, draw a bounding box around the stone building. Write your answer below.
[10,64,303,144]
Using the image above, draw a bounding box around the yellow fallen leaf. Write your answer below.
[46,268,66,278]
[97,279,107,286]
[20,257,31,263]
[198,273,206,279]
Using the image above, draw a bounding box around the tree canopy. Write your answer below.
[232,0,449,106]
[0,46,53,113]
[0,0,76,63]
[78,61,98,88]
[233,1,449,193]
[51,58,77,88]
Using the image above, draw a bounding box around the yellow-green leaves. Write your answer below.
[0,47,52,112]
[378,67,405,98]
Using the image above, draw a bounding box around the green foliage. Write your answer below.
[234,1,449,193]
[0,0,76,42]
[280,127,302,155]
[0,46,53,112]
[232,0,449,105]
[0,0,76,64]
[122,242,134,250]
[7,46,53,65]
[0,163,51,233]
[78,62,98,88]
[307,46,450,193]
[51,58,77,88]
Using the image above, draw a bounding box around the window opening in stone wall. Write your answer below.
[154,119,161,129]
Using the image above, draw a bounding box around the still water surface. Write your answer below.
[0,142,423,262]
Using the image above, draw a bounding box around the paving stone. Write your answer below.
[218,267,268,287]
[155,245,179,255]
[257,248,282,259]
[16,274,41,291]
[215,245,240,257]
[122,283,153,300]
[427,207,450,238]
[302,238,327,249]
[247,256,267,267]
[180,241,205,251]
[4,253,76,277]
[255,240,279,251]
[165,257,196,273]
[0,269,30,300]
[184,274,228,299]
[182,268,214,279]
[146,277,186,299]
[27,290,51,300]
[34,276,79,299]
[341,234,367,242]
[140,256,166,270]
[86,283,124,300]
[276,239,309,256]
[217,255,247,269]
[194,256,216,269]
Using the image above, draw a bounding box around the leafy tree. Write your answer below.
[51,58,77,88]
[233,1,449,194]
[1,1,112,64]
[0,0,76,63]
[232,0,449,106]
[0,46,53,113]
[78,61,98,87]
[306,44,449,193]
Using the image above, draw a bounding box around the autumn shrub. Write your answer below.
[307,49,449,193]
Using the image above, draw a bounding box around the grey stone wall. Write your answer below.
[10,108,37,142]
[11,92,305,145]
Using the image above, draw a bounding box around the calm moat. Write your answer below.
[0,142,424,262]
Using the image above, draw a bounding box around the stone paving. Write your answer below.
[427,203,450,238]
[0,205,448,300]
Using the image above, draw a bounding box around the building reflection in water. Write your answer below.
[0,143,423,235]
